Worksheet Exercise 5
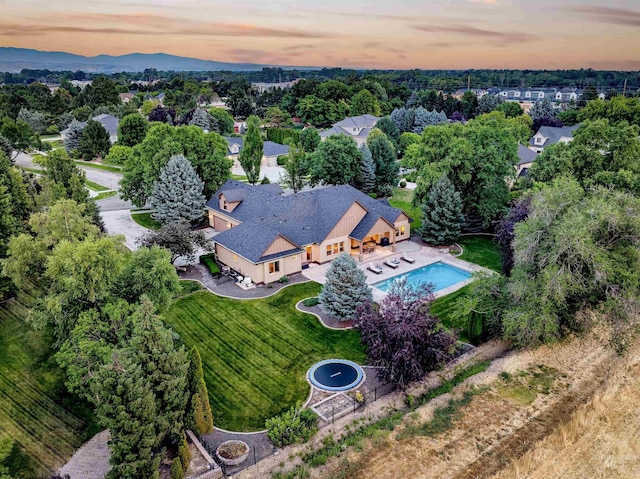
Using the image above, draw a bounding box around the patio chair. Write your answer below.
[401,253,416,264]
[384,259,399,269]
[368,263,383,274]
[390,257,401,266]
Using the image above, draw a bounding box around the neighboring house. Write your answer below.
[119,92,135,103]
[60,114,120,144]
[515,144,538,177]
[529,124,579,153]
[319,114,380,146]
[143,92,165,104]
[207,180,411,284]
[224,137,289,167]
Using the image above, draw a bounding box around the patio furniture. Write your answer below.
[368,263,383,274]
[384,260,399,269]
[221,265,231,275]
[401,253,415,264]
[389,257,401,267]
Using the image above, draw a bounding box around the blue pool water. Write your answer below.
[373,262,472,293]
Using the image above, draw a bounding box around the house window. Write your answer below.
[535,137,544,145]
[233,254,238,262]
[326,241,345,256]
[399,225,406,235]
[223,200,228,211]
[268,261,280,274]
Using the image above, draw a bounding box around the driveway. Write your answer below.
[14,152,122,191]
[232,165,285,183]
[99,200,149,250]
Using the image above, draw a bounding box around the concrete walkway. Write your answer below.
[58,430,111,479]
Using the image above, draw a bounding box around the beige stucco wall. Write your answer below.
[261,254,302,283]
[208,210,240,231]
[215,244,264,283]
[324,202,367,241]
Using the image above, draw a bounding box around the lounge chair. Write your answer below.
[390,257,401,266]
[401,253,416,264]
[384,259,399,269]
[368,263,383,274]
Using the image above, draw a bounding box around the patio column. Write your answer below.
[392,230,397,252]
[358,242,363,262]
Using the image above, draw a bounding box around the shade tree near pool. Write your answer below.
[356,277,456,389]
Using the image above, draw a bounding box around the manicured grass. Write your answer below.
[72,161,122,173]
[457,235,501,272]
[18,166,42,175]
[163,282,365,431]
[230,173,248,182]
[0,293,96,478]
[131,212,161,230]
[388,187,422,233]
[84,179,110,192]
[430,285,471,342]
[94,191,118,201]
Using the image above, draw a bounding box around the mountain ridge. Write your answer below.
[0,47,322,73]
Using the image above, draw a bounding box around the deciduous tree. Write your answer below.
[137,223,212,265]
[239,115,263,184]
[118,113,149,147]
[309,135,361,186]
[350,89,381,117]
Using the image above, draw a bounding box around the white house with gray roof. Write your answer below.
[319,114,380,146]
[224,137,289,167]
[61,114,120,144]
[529,124,580,153]
[206,180,411,284]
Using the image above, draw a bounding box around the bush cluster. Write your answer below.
[265,402,318,448]
[267,128,300,145]
[303,297,319,307]
[199,253,220,276]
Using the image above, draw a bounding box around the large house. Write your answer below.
[516,144,538,178]
[529,124,579,153]
[224,138,289,167]
[319,114,380,146]
[61,113,119,144]
[206,180,411,284]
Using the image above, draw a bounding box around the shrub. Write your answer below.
[105,144,133,165]
[277,155,287,166]
[199,253,220,276]
[266,402,319,448]
[178,434,191,471]
[45,125,59,135]
[368,192,377,199]
[278,275,289,284]
[170,458,184,479]
[399,180,407,188]
[261,176,271,184]
[303,297,319,307]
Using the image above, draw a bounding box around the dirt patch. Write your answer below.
[321,335,619,479]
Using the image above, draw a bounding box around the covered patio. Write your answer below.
[350,216,399,262]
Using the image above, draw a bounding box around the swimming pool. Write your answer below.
[373,262,472,293]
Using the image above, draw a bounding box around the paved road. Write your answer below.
[14,152,123,191]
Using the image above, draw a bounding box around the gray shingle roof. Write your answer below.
[208,180,407,263]
[223,137,288,157]
[61,114,119,137]
[517,144,538,166]
[529,125,579,148]
[333,114,379,129]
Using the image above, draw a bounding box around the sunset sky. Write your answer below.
[1,0,639,69]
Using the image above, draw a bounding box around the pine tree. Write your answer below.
[318,253,372,321]
[405,90,418,108]
[130,298,190,443]
[170,459,184,479]
[17,108,47,134]
[93,352,161,479]
[359,144,376,194]
[78,119,111,160]
[529,97,555,120]
[189,109,210,131]
[367,130,398,196]
[420,175,465,245]
[64,119,84,154]
[149,155,205,224]
[186,346,214,434]
[239,115,263,184]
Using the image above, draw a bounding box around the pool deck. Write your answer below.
[301,237,488,303]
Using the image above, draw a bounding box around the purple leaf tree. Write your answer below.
[495,196,531,276]
[355,278,456,389]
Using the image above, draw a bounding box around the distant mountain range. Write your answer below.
[0,47,321,73]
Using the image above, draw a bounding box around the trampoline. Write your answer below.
[307,359,365,392]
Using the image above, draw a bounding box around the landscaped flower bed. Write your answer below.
[216,440,249,466]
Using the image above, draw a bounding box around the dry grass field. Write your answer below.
[308,334,639,479]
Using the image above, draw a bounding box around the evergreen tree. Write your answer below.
[93,352,160,479]
[78,119,111,160]
[529,97,555,120]
[420,175,465,245]
[405,90,419,108]
[359,144,376,194]
[412,107,446,134]
[17,107,47,134]
[64,119,84,154]
[239,115,263,184]
[318,253,372,321]
[170,459,184,479]
[367,130,398,196]
[375,117,400,150]
[189,109,210,131]
[186,346,214,434]
[117,113,149,147]
[476,94,504,115]
[149,155,205,224]
[0,136,12,161]
[130,298,190,443]
[389,107,415,133]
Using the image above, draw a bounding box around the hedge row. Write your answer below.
[267,128,300,145]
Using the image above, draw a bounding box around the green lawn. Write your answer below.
[131,212,161,230]
[18,166,42,175]
[72,161,122,173]
[457,235,501,272]
[0,293,96,478]
[388,187,422,233]
[163,282,365,431]
[84,179,110,192]
[94,191,118,201]
[430,285,471,342]
[230,173,248,182]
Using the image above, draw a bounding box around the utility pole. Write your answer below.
[623,78,627,97]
